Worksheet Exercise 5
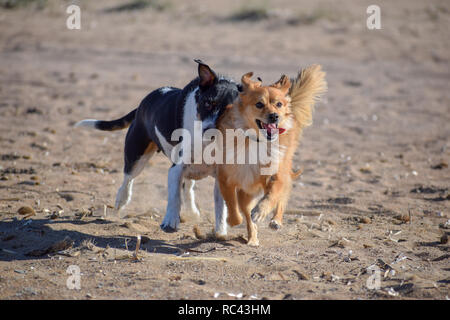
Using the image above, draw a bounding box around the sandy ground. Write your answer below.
[0,0,449,300]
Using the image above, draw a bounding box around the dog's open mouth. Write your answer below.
[256,119,286,140]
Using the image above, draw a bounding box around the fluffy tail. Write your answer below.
[289,65,327,128]
[75,109,137,131]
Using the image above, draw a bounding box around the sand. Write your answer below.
[0,0,448,299]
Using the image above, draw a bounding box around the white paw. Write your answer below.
[160,209,180,233]
[115,175,133,211]
[214,226,228,240]
[115,186,131,210]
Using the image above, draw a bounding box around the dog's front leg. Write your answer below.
[160,164,184,232]
[214,178,228,239]
[251,174,287,224]
[237,190,259,246]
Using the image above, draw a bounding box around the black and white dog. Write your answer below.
[75,60,239,235]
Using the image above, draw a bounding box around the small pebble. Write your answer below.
[18,206,35,216]
[360,217,371,224]
[394,214,410,223]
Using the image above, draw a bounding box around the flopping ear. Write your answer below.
[194,59,217,90]
[271,75,291,94]
[241,72,261,92]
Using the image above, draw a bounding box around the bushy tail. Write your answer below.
[75,109,137,131]
[289,65,327,128]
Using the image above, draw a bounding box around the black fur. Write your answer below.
[94,109,137,131]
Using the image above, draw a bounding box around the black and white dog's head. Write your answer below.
[194,59,240,132]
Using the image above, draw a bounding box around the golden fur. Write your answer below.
[216,65,327,246]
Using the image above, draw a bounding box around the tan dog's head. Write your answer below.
[238,72,292,141]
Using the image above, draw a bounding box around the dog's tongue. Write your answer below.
[264,123,286,135]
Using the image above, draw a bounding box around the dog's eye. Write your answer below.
[276,102,283,108]
[255,102,264,109]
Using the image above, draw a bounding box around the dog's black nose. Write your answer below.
[267,113,279,124]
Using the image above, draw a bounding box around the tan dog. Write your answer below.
[216,65,327,246]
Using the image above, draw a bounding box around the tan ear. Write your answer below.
[280,76,291,94]
[241,72,261,91]
[271,75,291,94]
[270,74,287,88]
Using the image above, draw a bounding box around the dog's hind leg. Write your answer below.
[269,175,293,230]
[115,174,134,211]
[115,123,157,211]
[182,179,201,217]
[217,175,242,227]
[269,196,288,230]
[237,190,259,246]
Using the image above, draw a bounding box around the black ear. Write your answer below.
[194,59,217,89]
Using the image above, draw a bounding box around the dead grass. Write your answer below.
[228,2,270,22]
[0,0,47,9]
[287,7,341,26]
[104,0,171,13]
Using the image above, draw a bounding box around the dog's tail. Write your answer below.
[289,65,327,128]
[75,109,137,131]
[291,168,303,180]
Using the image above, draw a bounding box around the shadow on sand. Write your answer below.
[0,217,238,262]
